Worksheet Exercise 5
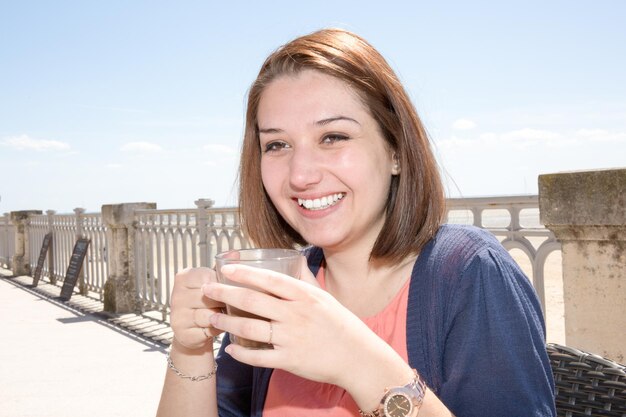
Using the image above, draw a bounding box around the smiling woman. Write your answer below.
[157,29,556,417]
[240,31,445,265]
[256,70,400,255]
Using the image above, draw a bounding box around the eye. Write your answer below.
[321,134,349,144]
[263,140,290,153]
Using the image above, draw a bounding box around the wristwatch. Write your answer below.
[359,370,427,417]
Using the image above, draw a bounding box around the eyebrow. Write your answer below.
[258,127,283,134]
[258,115,360,134]
[315,115,361,126]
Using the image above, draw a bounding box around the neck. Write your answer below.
[321,247,417,317]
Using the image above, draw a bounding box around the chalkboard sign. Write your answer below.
[32,232,53,287]
[59,238,90,301]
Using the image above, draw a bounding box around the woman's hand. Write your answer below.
[202,256,396,389]
[170,267,226,351]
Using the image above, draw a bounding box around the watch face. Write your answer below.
[383,392,413,417]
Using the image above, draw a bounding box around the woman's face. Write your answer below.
[257,70,398,254]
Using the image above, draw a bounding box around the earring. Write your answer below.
[392,154,401,174]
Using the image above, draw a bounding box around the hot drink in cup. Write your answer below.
[214,248,301,349]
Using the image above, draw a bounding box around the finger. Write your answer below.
[203,282,284,321]
[171,284,221,310]
[173,326,219,349]
[171,307,223,344]
[210,312,274,346]
[192,307,223,328]
[176,267,215,289]
[223,341,283,369]
[217,264,313,301]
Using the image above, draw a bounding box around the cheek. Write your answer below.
[337,149,391,183]
[260,159,283,200]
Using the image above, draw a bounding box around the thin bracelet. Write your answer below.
[166,351,218,382]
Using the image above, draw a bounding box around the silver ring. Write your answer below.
[268,321,273,345]
[202,327,211,339]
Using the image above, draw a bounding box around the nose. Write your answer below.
[288,145,323,190]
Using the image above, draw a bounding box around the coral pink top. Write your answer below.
[263,265,410,417]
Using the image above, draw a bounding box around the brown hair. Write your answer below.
[239,28,445,264]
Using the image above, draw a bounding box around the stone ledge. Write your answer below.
[539,168,626,226]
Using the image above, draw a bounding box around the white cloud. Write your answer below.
[438,127,626,153]
[452,118,477,130]
[1,134,71,151]
[575,129,626,142]
[120,141,163,153]
[203,144,237,154]
[438,127,579,151]
[436,135,475,150]
[501,128,561,141]
[105,163,123,169]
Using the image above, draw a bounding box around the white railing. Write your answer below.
[445,195,561,312]
[22,211,109,299]
[133,206,251,320]
[48,213,80,284]
[134,209,201,319]
[27,213,51,276]
[81,213,109,298]
[0,215,15,269]
[4,196,561,323]
[204,207,250,266]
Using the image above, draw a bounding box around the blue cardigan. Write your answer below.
[215,224,556,417]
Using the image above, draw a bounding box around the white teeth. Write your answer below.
[298,193,344,211]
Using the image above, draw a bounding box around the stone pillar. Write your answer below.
[102,202,156,314]
[539,168,626,363]
[10,210,43,276]
[194,198,215,267]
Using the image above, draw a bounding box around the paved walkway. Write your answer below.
[0,271,169,417]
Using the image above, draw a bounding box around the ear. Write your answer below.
[391,153,401,175]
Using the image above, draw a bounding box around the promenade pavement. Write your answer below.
[0,270,170,417]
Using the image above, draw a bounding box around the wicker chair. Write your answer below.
[547,343,626,416]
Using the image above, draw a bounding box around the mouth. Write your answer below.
[297,193,345,211]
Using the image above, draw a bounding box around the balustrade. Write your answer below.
[0,196,561,325]
[82,213,109,298]
[134,208,200,319]
[49,213,79,284]
[445,195,562,312]
[131,204,251,320]
[0,209,111,298]
[0,214,15,269]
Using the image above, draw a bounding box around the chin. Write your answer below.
[300,233,346,251]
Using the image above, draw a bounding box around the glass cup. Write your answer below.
[214,248,301,349]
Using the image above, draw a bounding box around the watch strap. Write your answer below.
[359,370,426,417]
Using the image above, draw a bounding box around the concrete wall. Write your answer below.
[539,168,625,363]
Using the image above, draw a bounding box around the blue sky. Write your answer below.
[1,1,625,214]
